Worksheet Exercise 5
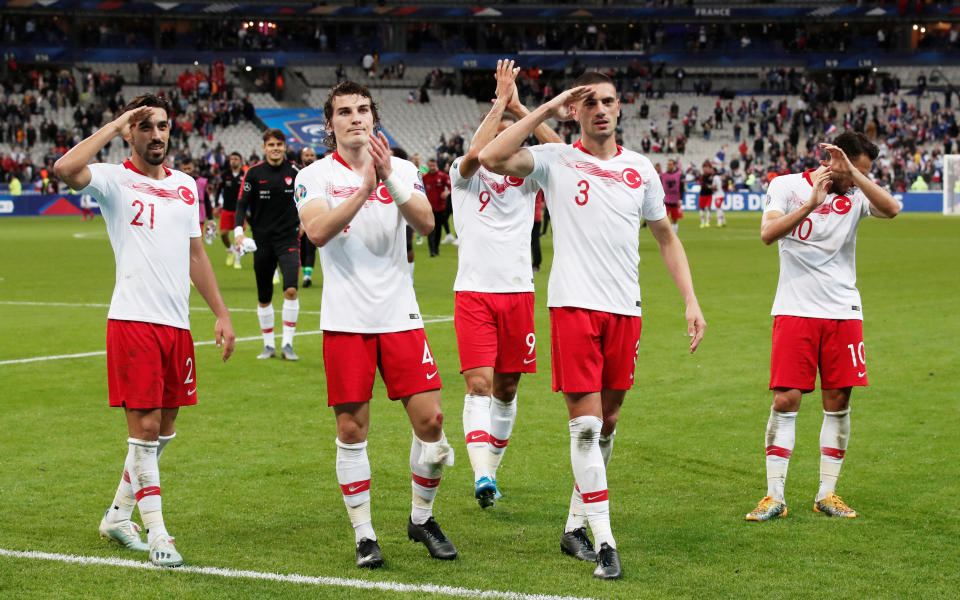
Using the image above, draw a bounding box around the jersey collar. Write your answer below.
[124,158,172,178]
[802,168,815,187]
[331,151,353,171]
[573,139,622,158]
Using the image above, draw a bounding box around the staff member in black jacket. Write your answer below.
[235,129,302,361]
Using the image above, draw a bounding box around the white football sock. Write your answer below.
[409,432,453,525]
[672,222,678,233]
[765,408,798,503]
[257,304,275,348]
[716,208,725,225]
[487,394,517,478]
[281,298,299,347]
[336,438,375,543]
[569,416,614,549]
[462,393,491,481]
[817,408,851,501]
[565,429,615,533]
[126,438,167,544]
[107,433,176,523]
[157,432,175,458]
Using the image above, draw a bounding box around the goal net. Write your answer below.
[943,154,960,214]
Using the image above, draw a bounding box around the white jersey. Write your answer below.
[449,159,539,293]
[295,152,425,333]
[82,160,201,330]
[712,173,724,199]
[526,141,666,316]
[764,170,872,320]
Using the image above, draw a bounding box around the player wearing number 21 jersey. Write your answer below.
[747,131,899,523]
[296,81,457,570]
[53,94,235,568]
[480,72,706,580]
[449,58,562,510]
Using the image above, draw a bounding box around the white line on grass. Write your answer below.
[0,548,598,600]
[0,317,454,366]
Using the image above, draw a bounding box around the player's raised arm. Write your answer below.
[54,106,155,190]
[648,218,706,353]
[299,160,378,247]
[480,86,591,178]
[189,237,235,361]
[820,142,899,219]
[368,131,435,236]
[459,59,520,179]
[761,167,831,245]
[507,85,563,145]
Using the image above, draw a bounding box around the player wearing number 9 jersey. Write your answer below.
[296,81,457,569]
[53,94,235,567]
[747,131,899,523]
[480,71,706,580]
[449,59,561,510]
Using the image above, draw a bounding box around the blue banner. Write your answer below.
[0,193,98,216]
[256,109,397,153]
[680,191,941,213]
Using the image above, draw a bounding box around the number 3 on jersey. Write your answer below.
[575,180,589,206]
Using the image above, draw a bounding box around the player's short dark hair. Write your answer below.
[391,146,409,160]
[262,128,285,144]
[229,151,243,159]
[323,81,380,151]
[180,157,193,166]
[571,71,615,89]
[832,131,879,161]
[119,94,173,121]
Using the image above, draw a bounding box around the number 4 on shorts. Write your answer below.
[422,341,435,366]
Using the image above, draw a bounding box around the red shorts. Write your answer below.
[549,307,642,393]
[770,315,868,392]
[665,204,683,221]
[323,328,442,405]
[219,210,236,232]
[454,291,536,373]
[698,195,712,210]
[106,319,197,409]
[713,195,725,209]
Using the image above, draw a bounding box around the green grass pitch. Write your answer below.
[0,213,957,599]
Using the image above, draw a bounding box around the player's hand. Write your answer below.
[546,86,592,122]
[367,131,392,181]
[808,165,832,208]
[112,106,153,139]
[359,154,378,196]
[494,59,520,103]
[686,302,706,354]
[819,143,855,177]
[215,316,235,362]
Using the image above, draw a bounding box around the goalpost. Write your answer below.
[943,154,960,214]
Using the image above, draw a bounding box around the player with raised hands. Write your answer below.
[480,73,706,580]
[53,94,235,568]
[450,59,561,509]
[295,81,457,569]
[747,132,899,522]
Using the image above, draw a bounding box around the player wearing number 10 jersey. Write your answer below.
[297,81,457,569]
[53,94,235,567]
[450,59,561,510]
[480,72,706,580]
[747,131,899,523]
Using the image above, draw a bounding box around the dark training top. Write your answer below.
[218,168,244,213]
[236,160,301,240]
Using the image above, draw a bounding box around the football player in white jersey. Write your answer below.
[747,132,899,522]
[54,94,236,567]
[480,72,706,580]
[451,59,562,509]
[296,81,457,569]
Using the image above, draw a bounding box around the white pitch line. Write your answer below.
[0,317,453,366]
[0,548,598,600]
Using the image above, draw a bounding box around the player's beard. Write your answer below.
[828,172,853,195]
[138,139,168,166]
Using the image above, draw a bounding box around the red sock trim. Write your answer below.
[122,470,131,483]
[489,436,509,449]
[411,472,441,488]
[765,445,792,459]
[262,328,274,334]
[339,479,371,495]
[283,320,296,327]
[465,430,489,445]
[821,446,846,459]
[581,489,609,503]
[135,486,161,501]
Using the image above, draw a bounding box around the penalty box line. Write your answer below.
[0,317,454,366]
[0,548,599,600]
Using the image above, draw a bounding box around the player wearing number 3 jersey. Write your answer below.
[480,72,706,580]
[297,81,457,569]
[747,131,899,523]
[53,94,235,567]
[450,59,561,510]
